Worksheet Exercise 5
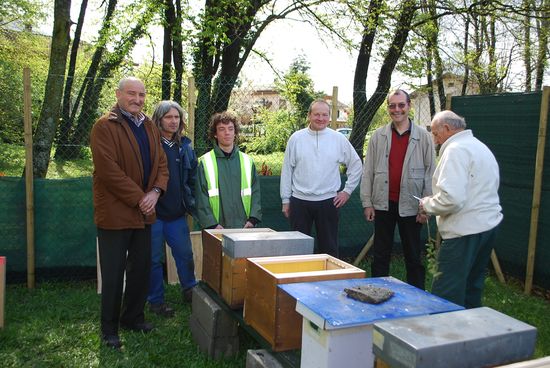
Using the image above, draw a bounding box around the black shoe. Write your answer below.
[102,334,122,350]
[149,303,175,318]
[121,322,154,333]
[183,287,194,303]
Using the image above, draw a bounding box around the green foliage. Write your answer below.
[0,0,46,28]
[243,108,297,154]
[0,29,50,144]
[275,55,320,121]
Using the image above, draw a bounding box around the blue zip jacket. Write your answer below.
[156,136,197,221]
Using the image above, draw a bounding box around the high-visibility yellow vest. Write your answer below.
[199,149,253,222]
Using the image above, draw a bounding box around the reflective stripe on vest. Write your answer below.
[199,149,253,222]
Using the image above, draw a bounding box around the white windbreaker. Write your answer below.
[422,129,503,239]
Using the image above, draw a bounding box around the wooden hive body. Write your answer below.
[201,228,274,293]
[244,254,365,351]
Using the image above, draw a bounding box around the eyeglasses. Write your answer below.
[388,103,408,109]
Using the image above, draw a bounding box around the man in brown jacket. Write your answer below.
[91,77,168,350]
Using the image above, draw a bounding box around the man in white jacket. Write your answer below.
[280,99,362,257]
[420,110,503,308]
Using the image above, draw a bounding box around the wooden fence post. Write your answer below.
[0,256,5,328]
[331,86,338,129]
[187,76,196,147]
[23,67,35,289]
[525,86,550,294]
[445,93,452,110]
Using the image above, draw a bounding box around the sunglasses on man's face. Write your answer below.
[388,103,408,110]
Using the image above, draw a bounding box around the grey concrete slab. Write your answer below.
[222,231,314,258]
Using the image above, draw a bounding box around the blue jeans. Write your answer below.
[148,217,197,304]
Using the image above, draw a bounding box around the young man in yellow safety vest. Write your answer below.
[195,111,262,229]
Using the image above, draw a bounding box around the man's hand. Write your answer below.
[139,190,160,215]
[282,203,290,218]
[364,207,375,222]
[416,213,429,224]
[243,221,254,228]
[333,191,350,208]
[416,197,429,223]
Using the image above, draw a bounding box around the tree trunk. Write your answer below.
[54,0,117,159]
[425,48,436,118]
[172,0,184,104]
[430,6,445,110]
[350,0,417,158]
[31,0,71,178]
[349,0,383,154]
[523,0,532,92]
[534,0,549,91]
[56,0,88,159]
[461,12,470,96]
[66,6,157,154]
[162,0,175,101]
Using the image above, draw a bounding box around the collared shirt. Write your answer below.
[388,122,411,202]
[120,108,145,127]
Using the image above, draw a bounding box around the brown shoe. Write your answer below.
[149,303,175,318]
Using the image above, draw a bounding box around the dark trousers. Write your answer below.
[372,201,425,289]
[431,226,498,308]
[289,197,339,257]
[97,226,151,336]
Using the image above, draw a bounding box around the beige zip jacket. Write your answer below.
[360,121,436,217]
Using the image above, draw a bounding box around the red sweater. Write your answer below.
[388,127,410,202]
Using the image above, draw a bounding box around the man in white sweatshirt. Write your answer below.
[420,110,503,308]
[280,99,362,257]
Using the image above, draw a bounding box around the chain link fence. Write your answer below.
[1,72,416,283]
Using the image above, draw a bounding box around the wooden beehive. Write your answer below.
[201,228,274,294]
[166,231,203,285]
[220,231,314,309]
[244,254,365,352]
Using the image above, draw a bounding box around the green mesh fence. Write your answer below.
[0,175,373,283]
[452,91,550,289]
[0,177,96,282]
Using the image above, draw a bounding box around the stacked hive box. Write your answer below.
[189,285,240,358]
[372,307,537,368]
[244,254,365,351]
[201,228,275,294]
[220,231,315,308]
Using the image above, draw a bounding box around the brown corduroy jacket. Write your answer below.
[90,105,168,229]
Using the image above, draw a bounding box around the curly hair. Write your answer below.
[208,111,240,141]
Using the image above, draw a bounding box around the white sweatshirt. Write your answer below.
[422,129,503,239]
[280,127,362,203]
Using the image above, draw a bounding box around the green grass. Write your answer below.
[0,281,255,367]
[0,142,281,178]
[0,143,93,178]
[1,259,549,367]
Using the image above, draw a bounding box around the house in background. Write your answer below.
[230,87,350,127]
[410,73,480,128]
[323,95,350,128]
